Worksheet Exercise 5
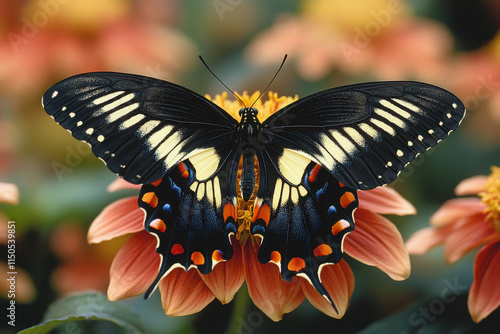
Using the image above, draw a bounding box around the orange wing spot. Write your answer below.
[313,244,333,257]
[212,250,224,262]
[151,178,162,187]
[331,219,351,236]
[191,251,205,265]
[252,202,271,226]
[339,181,345,187]
[270,251,281,263]
[340,191,355,209]
[287,257,306,272]
[142,192,158,208]
[149,218,166,233]
[308,164,322,183]
[178,162,189,178]
[171,243,184,255]
[223,201,236,221]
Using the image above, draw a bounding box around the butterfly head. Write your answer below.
[239,107,258,118]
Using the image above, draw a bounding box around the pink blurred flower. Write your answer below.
[245,0,452,82]
[0,0,196,98]
[407,166,500,322]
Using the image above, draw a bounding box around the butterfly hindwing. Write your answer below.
[140,149,240,296]
[262,81,466,190]
[253,151,357,305]
[42,72,238,184]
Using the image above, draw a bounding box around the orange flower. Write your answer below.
[88,92,415,321]
[407,166,500,323]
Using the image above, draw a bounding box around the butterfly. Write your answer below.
[42,68,465,311]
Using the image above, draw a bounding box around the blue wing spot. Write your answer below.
[163,203,172,214]
[327,205,337,215]
[252,225,265,235]
[226,222,237,234]
[315,181,328,200]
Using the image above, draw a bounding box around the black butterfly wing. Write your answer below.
[252,81,465,307]
[261,81,466,190]
[42,72,242,297]
[42,72,238,185]
[139,149,240,297]
[254,150,357,308]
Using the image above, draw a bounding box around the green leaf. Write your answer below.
[19,291,145,334]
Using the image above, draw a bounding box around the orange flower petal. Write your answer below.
[300,259,354,318]
[107,178,141,192]
[0,182,19,205]
[159,267,215,316]
[88,196,144,244]
[199,238,244,304]
[406,224,455,255]
[358,187,416,215]
[108,231,159,301]
[243,240,305,321]
[430,198,485,226]
[468,241,500,323]
[455,175,489,196]
[444,213,500,264]
[344,208,410,280]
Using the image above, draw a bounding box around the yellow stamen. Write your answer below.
[480,166,500,232]
[205,92,298,243]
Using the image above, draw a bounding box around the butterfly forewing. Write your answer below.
[42,72,238,184]
[262,81,466,190]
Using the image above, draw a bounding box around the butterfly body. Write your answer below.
[42,72,465,310]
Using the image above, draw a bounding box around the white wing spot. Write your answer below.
[439,121,444,126]
[106,103,140,123]
[344,127,366,147]
[447,113,452,119]
[374,108,407,129]
[62,106,67,111]
[397,149,404,157]
[77,121,83,127]
[452,103,458,109]
[387,161,393,167]
[51,91,58,98]
[428,129,434,135]
[391,98,422,113]
[97,135,105,142]
[86,128,94,135]
[358,123,379,140]
[408,141,413,146]
[69,112,75,118]
[371,118,396,136]
[93,91,125,105]
[418,135,424,141]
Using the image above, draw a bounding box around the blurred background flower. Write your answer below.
[1,0,499,333]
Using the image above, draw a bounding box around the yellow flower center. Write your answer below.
[480,166,500,232]
[205,91,298,243]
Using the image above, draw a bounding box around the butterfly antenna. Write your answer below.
[249,54,288,109]
[199,55,247,108]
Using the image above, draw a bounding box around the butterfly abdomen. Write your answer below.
[241,154,256,202]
